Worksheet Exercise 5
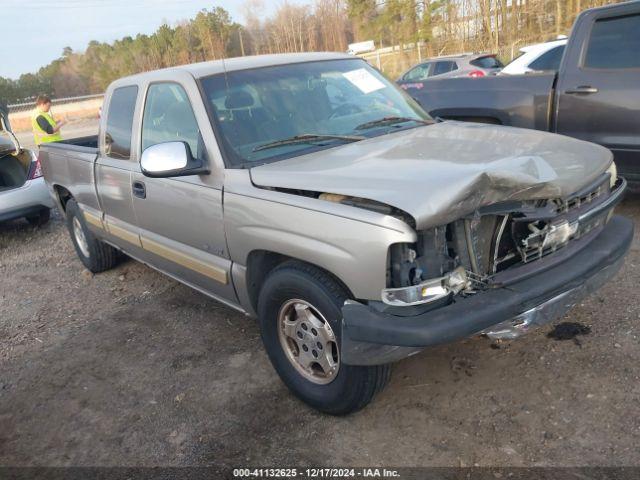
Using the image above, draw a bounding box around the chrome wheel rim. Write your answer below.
[277,299,340,385]
[73,217,90,258]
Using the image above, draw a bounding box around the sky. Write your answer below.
[0,0,299,79]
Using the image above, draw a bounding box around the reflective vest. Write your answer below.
[31,110,62,145]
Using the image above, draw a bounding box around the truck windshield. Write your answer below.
[200,59,431,166]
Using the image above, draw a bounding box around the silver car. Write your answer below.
[0,105,53,225]
[397,53,503,86]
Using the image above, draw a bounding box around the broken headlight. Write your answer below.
[385,227,472,306]
[382,267,470,306]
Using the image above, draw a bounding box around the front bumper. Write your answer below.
[341,215,633,366]
[0,177,54,222]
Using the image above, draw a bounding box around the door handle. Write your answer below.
[565,86,599,95]
[132,181,146,199]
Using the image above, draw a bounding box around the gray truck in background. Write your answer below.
[402,1,640,182]
[39,52,631,414]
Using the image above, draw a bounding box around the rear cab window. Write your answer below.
[104,85,138,160]
[584,13,640,69]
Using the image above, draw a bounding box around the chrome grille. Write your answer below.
[520,214,606,263]
[551,179,608,215]
[490,175,619,274]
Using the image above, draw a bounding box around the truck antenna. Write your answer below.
[220,51,231,94]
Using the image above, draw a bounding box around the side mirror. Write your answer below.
[140,141,208,178]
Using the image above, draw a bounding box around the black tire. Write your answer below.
[258,261,391,415]
[26,208,50,226]
[65,199,119,273]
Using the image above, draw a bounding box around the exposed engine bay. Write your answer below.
[259,164,622,309]
[385,172,623,306]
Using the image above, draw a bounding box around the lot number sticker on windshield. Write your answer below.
[342,68,386,94]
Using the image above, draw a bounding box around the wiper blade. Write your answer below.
[253,133,365,152]
[355,116,431,130]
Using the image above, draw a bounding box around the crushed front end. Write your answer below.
[341,170,632,366]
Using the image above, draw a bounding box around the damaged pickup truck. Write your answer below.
[39,53,632,414]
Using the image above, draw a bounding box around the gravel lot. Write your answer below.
[1,196,639,469]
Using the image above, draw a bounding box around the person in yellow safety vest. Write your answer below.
[31,94,65,146]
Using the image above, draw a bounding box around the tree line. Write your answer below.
[0,0,624,105]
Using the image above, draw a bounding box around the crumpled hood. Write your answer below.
[250,122,613,229]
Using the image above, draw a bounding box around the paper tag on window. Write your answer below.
[342,68,385,94]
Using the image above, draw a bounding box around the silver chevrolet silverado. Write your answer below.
[39,53,632,414]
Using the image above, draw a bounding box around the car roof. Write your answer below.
[116,52,354,83]
[520,38,567,54]
[423,53,496,62]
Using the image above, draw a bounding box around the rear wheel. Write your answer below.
[26,208,50,226]
[65,199,119,273]
[258,261,391,415]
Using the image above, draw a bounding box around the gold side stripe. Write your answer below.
[141,237,228,284]
[81,209,226,285]
[106,222,142,248]
[83,211,104,229]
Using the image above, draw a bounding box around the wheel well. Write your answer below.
[245,250,354,312]
[54,185,73,211]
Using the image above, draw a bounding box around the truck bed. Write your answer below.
[43,135,98,154]
[39,135,100,214]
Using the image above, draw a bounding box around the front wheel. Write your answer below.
[258,261,391,415]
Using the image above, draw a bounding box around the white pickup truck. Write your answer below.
[40,53,632,414]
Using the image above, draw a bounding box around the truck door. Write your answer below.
[95,85,144,253]
[131,81,236,303]
[555,6,640,181]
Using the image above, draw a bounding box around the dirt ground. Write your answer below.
[1,196,639,469]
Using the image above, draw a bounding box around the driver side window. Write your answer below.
[141,83,201,159]
[404,63,430,81]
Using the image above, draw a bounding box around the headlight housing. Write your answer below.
[381,267,470,306]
